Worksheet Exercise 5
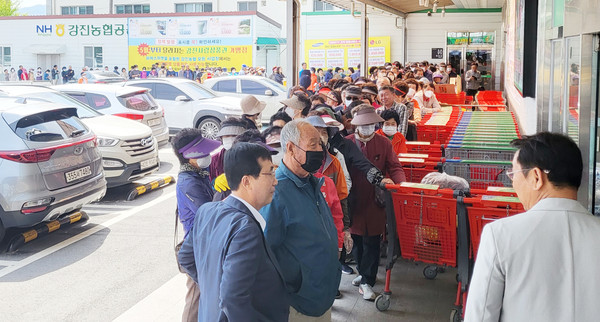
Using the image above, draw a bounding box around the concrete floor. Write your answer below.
[332,259,458,322]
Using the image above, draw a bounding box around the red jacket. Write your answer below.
[376,129,408,155]
[314,173,344,249]
[346,133,406,236]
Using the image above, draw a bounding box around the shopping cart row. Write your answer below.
[375,182,523,322]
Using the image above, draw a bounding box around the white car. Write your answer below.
[202,75,287,125]
[124,78,241,139]
[0,85,160,188]
[53,84,169,146]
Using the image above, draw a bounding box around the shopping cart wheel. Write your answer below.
[423,266,438,280]
[450,308,462,322]
[375,294,391,311]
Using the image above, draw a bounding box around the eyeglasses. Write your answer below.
[506,168,550,180]
[260,168,277,177]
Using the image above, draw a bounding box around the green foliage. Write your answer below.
[0,0,21,16]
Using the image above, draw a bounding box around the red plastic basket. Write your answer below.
[390,189,457,267]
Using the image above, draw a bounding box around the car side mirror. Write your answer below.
[175,95,191,102]
[264,90,273,96]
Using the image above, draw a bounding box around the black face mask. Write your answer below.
[293,143,324,174]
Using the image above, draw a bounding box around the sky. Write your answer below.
[19,0,45,8]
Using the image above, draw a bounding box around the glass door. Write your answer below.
[465,46,494,90]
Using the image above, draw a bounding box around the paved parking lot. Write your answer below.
[0,143,459,322]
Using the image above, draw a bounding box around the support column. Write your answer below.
[359,3,368,77]
[286,0,300,89]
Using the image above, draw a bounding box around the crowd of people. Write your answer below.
[169,58,600,322]
[169,59,480,321]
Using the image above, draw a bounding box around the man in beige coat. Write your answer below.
[465,132,600,322]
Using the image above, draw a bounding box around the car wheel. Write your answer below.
[197,117,221,140]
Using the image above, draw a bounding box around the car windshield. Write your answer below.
[261,78,286,92]
[17,91,101,119]
[179,81,217,99]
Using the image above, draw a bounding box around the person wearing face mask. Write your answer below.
[240,95,267,130]
[172,128,222,322]
[439,63,450,84]
[396,80,419,141]
[260,120,341,320]
[342,86,363,112]
[414,83,442,115]
[210,118,248,181]
[280,92,311,120]
[213,129,280,201]
[345,105,406,301]
[376,109,408,155]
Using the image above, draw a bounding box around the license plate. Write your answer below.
[147,118,162,127]
[65,166,92,183]
[140,158,158,170]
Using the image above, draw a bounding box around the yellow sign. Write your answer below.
[128,45,253,71]
[304,36,391,69]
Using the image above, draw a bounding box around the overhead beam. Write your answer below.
[354,0,407,18]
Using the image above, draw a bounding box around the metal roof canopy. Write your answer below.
[322,0,455,16]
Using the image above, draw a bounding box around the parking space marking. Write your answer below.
[0,260,18,266]
[0,190,176,279]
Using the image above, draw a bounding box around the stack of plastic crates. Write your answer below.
[388,183,458,280]
[475,91,506,111]
[418,106,461,144]
[451,192,523,322]
[398,153,444,183]
[436,92,467,105]
[405,141,444,157]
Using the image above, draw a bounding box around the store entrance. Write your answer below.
[447,45,494,91]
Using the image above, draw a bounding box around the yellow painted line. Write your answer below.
[23,230,38,243]
[46,221,60,233]
[150,181,159,189]
[70,212,82,224]
[136,186,147,194]
[164,177,172,184]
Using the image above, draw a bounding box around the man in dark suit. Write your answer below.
[178,142,289,321]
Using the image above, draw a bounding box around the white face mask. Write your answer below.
[285,107,296,118]
[407,88,416,99]
[382,125,397,136]
[357,124,376,137]
[194,155,212,169]
[424,90,434,98]
[221,136,236,150]
[447,67,452,73]
[345,98,353,107]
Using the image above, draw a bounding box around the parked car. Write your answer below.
[53,84,169,145]
[0,97,107,241]
[124,78,241,139]
[82,70,126,84]
[0,85,160,188]
[202,75,287,125]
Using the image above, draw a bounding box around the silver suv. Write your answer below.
[0,97,106,241]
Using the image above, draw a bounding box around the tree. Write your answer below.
[0,0,20,16]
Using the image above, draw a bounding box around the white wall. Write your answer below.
[406,12,503,90]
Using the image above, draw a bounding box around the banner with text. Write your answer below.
[128,16,254,70]
[304,37,390,69]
